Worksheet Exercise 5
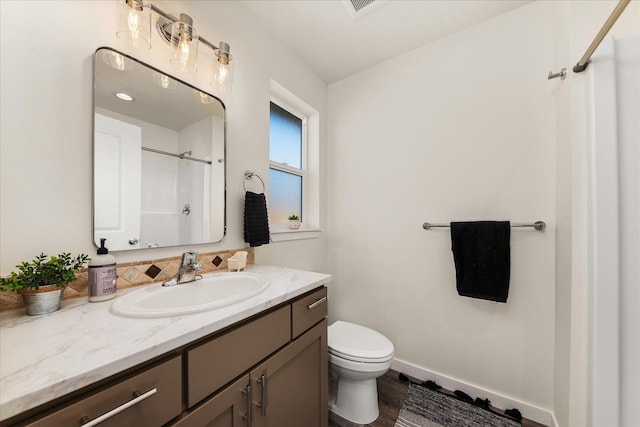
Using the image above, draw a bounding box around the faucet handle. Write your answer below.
[193,262,203,272]
[181,251,199,267]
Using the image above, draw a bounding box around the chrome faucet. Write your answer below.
[162,251,203,286]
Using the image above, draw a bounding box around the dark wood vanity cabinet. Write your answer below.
[173,286,328,427]
[14,286,328,427]
[173,320,327,427]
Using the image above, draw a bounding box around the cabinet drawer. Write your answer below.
[292,287,327,339]
[187,305,291,407]
[25,356,182,427]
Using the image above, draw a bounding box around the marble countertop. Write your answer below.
[0,265,331,422]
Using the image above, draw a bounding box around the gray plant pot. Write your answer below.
[22,288,63,316]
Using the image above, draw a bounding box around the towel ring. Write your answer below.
[243,170,265,193]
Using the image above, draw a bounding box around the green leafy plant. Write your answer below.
[0,253,90,293]
[288,214,300,221]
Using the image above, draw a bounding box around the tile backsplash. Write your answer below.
[0,248,254,312]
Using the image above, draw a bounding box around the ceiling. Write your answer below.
[241,0,532,83]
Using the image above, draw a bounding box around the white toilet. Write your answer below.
[328,321,395,424]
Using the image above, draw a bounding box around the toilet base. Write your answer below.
[330,376,379,424]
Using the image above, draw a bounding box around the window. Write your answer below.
[268,80,320,240]
[269,101,305,224]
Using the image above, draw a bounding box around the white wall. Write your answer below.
[328,0,556,413]
[0,1,327,272]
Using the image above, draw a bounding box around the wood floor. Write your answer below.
[328,369,547,427]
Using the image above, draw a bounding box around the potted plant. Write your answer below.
[287,214,301,230]
[0,252,90,315]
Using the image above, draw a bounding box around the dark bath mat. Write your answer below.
[394,382,520,427]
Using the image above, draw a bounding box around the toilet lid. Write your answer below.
[328,321,394,363]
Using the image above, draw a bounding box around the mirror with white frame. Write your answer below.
[93,47,225,251]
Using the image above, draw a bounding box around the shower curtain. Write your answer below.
[590,34,639,427]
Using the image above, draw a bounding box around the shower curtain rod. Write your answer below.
[573,0,631,73]
[142,147,212,165]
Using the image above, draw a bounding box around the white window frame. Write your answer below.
[269,80,321,241]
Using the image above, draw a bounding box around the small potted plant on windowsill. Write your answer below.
[288,214,301,230]
[0,252,90,316]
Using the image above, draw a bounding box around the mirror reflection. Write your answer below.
[93,47,225,251]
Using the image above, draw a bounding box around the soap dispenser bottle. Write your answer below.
[89,238,117,302]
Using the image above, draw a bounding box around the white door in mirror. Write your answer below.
[94,113,142,249]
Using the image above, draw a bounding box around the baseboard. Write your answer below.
[391,358,557,427]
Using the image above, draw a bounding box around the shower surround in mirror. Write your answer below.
[0,248,254,312]
[93,48,225,251]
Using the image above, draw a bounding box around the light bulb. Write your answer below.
[170,16,198,73]
[116,0,151,50]
[178,38,191,69]
[211,42,233,93]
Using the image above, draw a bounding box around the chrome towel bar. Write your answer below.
[422,221,546,231]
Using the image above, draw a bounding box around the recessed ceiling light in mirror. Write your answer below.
[115,92,135,101]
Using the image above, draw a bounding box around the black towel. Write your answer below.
[244,191,270,247]
[450,221,511,302]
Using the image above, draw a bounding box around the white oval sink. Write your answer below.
[111,272,269,318]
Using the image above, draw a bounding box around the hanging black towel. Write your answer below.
[450,221,511,303]
[244,191,270,247]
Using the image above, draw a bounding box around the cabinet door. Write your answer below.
[170,374,251,427]
[251,319,328,427]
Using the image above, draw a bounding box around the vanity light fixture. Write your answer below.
[101,49,134,71]
[113,3,235,93]
[153,72,177,89]
[212,41,233,93]
[116,0,152,50]
[169,14,199,73]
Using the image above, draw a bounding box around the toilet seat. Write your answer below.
[328,321,394,363]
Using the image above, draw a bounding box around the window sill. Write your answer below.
[270,224,322,242]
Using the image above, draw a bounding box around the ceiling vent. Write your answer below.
[341,0,389,20]
[350,0,376,12]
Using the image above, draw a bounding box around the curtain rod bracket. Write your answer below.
[548,68,566,80]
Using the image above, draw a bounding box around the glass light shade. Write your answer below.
[211,54,233,93]
[211,42,233,93]
[153,72,177,89]
[116,0,151,50]
[101,50,134,71]
[170,21,198,73]
[195,91,216,104]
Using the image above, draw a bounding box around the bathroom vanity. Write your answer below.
[0,265,330,427]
